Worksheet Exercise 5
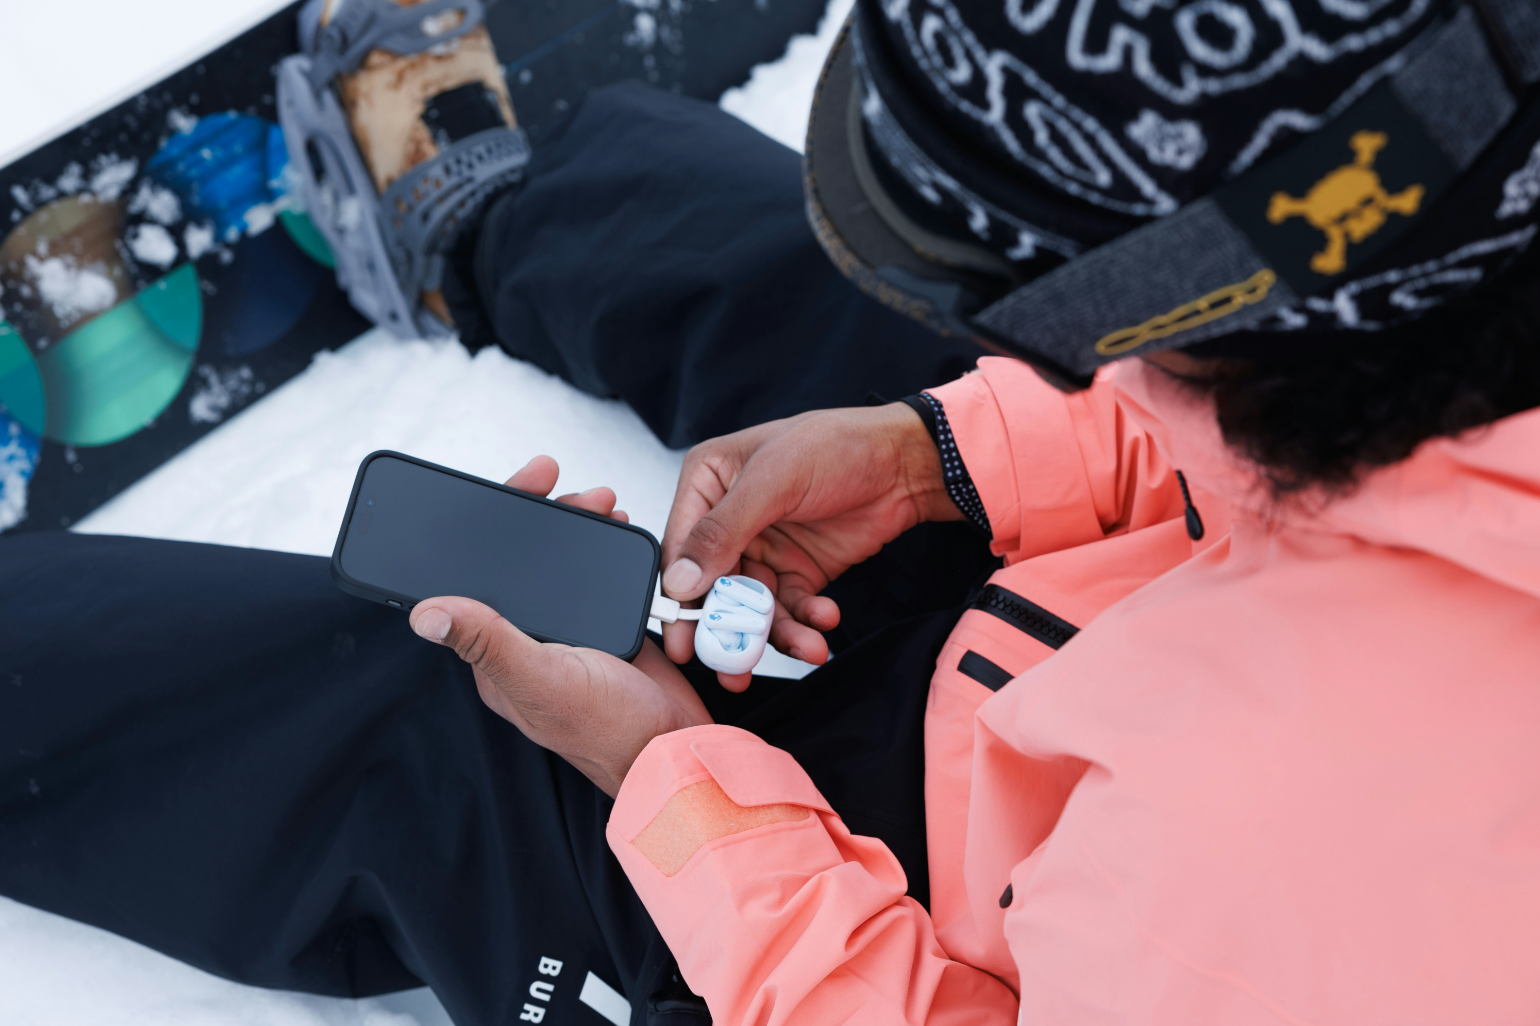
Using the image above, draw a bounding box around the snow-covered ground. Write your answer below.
[720,0,854,152]
[0,1,846,1023]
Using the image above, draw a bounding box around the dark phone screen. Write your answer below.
[338,456,657,655]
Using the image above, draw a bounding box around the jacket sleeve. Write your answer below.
[607,725,1019,1026]
[925,358,1186,564]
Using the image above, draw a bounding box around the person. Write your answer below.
[6,1,1540,1025]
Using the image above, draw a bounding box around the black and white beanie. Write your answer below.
[839,0,1540,366]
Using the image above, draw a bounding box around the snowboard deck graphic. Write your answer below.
[0,0,824,535]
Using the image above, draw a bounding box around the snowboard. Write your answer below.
[0,0,825,535]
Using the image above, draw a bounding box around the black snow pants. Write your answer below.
[0,526,994,1026]
[441,81,984,449]
[0,83,999,1026]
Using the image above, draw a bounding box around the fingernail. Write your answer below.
[413,607,452,642]
[663,559,701,596]
[789,647,804,662]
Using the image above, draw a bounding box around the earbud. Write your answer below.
[693,576,772,675]
[649,575,774,675]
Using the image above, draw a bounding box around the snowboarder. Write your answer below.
[5,0,1540,1023]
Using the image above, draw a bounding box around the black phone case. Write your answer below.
[329,450,661,661]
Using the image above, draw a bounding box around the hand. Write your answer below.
[660,403,961,690]
[408,456,711,797]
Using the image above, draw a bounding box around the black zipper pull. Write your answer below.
[1175,470,1204,541]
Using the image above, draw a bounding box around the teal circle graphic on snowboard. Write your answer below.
[268,118,334,269]
[0,321,45,436]
[279,209,336,269]
[36,263,202,447]
[0,324,43,532]
[1,264,202,448]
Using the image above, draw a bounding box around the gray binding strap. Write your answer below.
[381,127,531,299]
[973,4,1524,375]
[306,0,485,90]
[278,53,423,336]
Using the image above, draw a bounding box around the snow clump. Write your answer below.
[127,224,178,268]
[129,179,183,224]
[54,163,86,195]
[188,365,257,424]
[184,222,216,259]
[166,107,199,135]
[88,154,138,201]
[23,254,117,323]
[625,12,658,48]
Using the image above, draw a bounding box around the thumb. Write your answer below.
[409,596,545,689]
[662,469,793,600]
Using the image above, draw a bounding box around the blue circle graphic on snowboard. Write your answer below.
[145,112,331,355]
[0,405,40,533]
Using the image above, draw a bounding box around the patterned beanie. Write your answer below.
[805,0,1540,386]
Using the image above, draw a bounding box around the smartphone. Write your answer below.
[331,451,660,660]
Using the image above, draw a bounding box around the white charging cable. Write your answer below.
[650,575,774,674]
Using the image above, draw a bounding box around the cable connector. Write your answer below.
[649,595,704,623]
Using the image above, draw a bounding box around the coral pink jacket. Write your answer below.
[607,357,1540,1023]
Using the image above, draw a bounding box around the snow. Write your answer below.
[186,363,257,424]
[0,0,846,1022]
[719,0,854,153]
[184,221,217,259]
[24,253,119,323]
[127,222,179,268]
[625,11,660,49]
[243,200,279,234]
[54,162,87,196]
[87,153,139,201]
[0,895,454,1026]
[129,179,184,225]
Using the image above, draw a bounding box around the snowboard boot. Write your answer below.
[276,0,529,338]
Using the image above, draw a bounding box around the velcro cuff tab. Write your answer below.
[690,740,834,815]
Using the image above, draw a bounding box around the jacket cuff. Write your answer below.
[924,368,1022,553]
[610,725,833,844]
[909,392,991,537]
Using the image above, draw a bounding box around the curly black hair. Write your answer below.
[1186,247,1540,499]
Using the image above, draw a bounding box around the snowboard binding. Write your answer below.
[276,0,530,339]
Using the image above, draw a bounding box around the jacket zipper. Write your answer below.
[971,585,1080,650]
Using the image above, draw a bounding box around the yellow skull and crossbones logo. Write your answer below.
[1267,131,1425,276]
